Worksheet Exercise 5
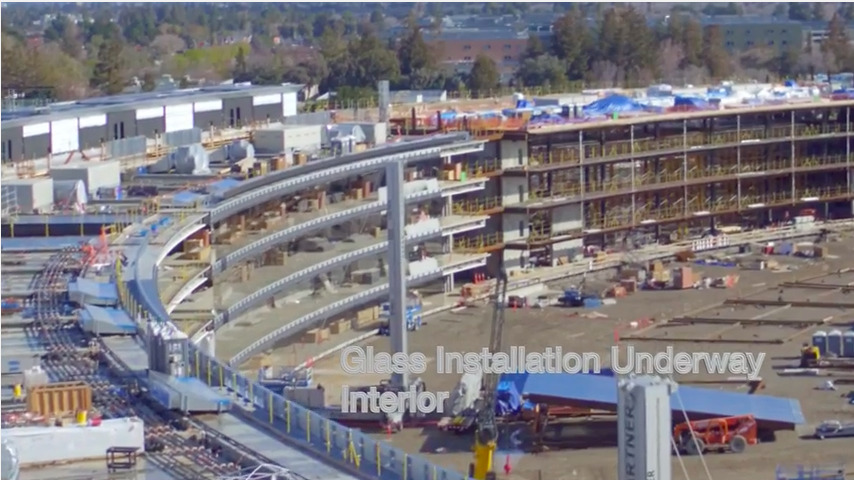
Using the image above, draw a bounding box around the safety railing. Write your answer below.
[585,178,634,195]
[525,123,851,169]
[228,268,444,366]
[530,183,581,200]
[521,153,853,207]
[463,158,502,178]
[452,232,504,253]
[529,147,581,167]
[451,197,503,215]
[223,227,442,324]
[216,193,440,274]
[799,185,850,200]
[796,154,852,168]
[188,351,467,480]
[740,191,793,206]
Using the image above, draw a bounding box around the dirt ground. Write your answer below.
[311,239,854,480]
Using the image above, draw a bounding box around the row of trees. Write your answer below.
[2,4,853,102]
[516,7,854,92]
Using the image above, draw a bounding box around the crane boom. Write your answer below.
[470,267,508,480]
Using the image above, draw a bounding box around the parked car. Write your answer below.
[813,420,854,440]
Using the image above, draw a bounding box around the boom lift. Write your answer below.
[469,267,508,480]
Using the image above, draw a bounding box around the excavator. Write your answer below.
[468,266,508,480]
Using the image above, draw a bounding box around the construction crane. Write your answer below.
[469,267,508,480]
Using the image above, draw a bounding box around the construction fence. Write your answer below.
[188,351,468,480]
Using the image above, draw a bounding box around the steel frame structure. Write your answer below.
[494,102,854,256]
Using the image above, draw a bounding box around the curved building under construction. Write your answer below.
[395,98,854,271]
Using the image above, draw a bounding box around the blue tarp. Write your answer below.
[674,96,711,109]
[495,380,521,417]
[207,178,241,196]
[501,372,805,429]
[439,111,458,121]
[172,190,205,205]
[784,79,798,87]
[582,95,645,116]
[831,88,854,99]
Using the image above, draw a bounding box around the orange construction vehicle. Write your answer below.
[672,414,758,455]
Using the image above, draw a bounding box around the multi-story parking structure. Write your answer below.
[416,100,854,270]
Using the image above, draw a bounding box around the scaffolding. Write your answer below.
[453,232,504,253]
[452,197,503,215]
[1,183,19,220]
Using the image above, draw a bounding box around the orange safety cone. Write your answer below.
[386,422,393,439]
[503,455,512,474]
[613,328,620,344]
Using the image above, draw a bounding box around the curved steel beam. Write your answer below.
[219,227,442,326]
[211,142,469,223]
[217,133,469,201]
[214,189,441,274]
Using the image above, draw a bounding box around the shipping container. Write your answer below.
[5,418,144,466]
[49,161,121,194]
[26,381,92,417]
[0,178,54,213]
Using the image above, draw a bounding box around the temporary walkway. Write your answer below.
[503,372,805,430]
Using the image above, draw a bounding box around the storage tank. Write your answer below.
[812,330,828,355]
[826,329,843,357]
[842,331,854,358]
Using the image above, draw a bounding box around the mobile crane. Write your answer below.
[468,267,508,480]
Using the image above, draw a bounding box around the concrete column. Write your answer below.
[386,161,409,388]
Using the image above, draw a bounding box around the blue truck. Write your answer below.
[378,298,423,335]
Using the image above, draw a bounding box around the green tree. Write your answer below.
[141,71,157,92]
[788,3,811,21]
[468,54,499,92]
[346,26,400,87]
[234,46,248,81]
[91,35,125,95]
[776,48,801,77]
[516,55,567,89]
[702,26,731,79]
[822,13,853,71]
[397,19,434,76]
[522,35,545,60]
[680,19,705,67]
[551,5,591,80]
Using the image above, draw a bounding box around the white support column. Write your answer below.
[386,161,409,389]
[736,115,742,210]
[791,109,797,202]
